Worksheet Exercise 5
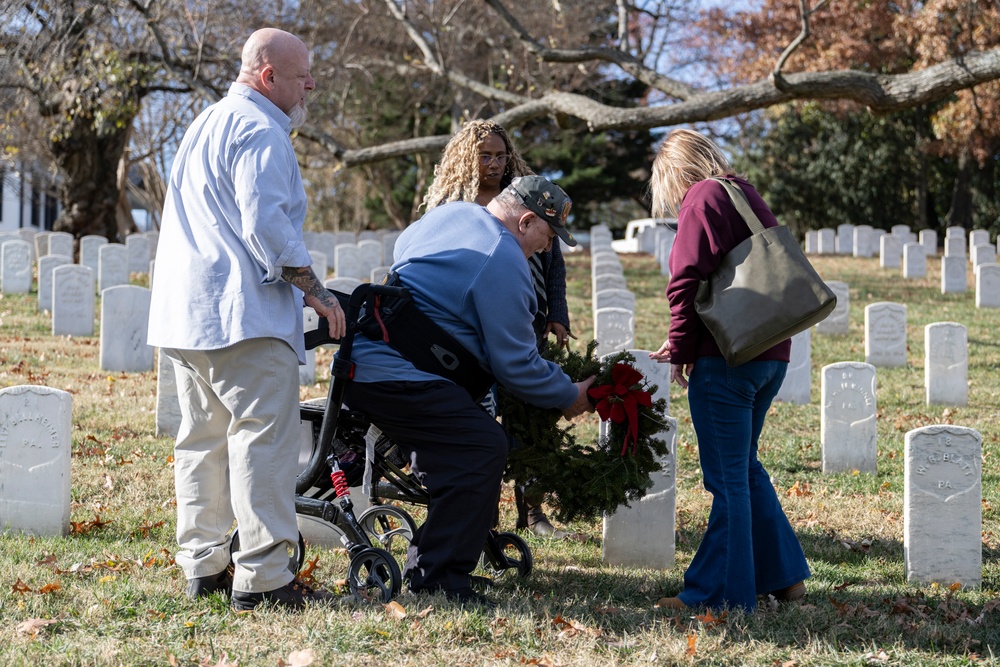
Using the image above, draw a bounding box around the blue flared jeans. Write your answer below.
[678,356,810,612]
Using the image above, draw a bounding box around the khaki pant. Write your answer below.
[164,338,301,593]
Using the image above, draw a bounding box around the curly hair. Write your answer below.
[422,120,533,211]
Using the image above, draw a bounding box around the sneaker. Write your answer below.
[231,580,335,612]
[185,570,233,599]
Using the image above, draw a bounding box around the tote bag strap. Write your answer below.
[708,176,766,236]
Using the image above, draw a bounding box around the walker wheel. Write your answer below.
[481,531,533,579]
[347,547,402,603]
[357,504,417,566]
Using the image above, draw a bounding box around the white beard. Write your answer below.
[288,103,308,129]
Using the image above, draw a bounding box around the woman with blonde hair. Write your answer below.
[424,119,574,538]
[649,128,810,611]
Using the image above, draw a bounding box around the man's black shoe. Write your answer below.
[186,570,233,599]
[231,580,335,612]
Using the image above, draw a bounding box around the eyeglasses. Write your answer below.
[478,153,509,167]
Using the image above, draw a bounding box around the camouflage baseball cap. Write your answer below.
[507,175,576,247]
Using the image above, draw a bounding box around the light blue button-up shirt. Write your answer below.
[148,83,313,362]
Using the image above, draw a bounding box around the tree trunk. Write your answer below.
[946,147,974,230]
[50,114,134,241]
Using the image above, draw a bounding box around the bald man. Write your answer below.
[149,28,344,611]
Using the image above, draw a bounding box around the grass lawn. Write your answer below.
[1,248,999,666]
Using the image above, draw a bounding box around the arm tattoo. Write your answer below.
[281,265,336,307]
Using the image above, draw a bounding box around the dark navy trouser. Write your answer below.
[344,379,508,593]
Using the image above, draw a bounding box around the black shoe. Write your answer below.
[185,570,233,599]
[231,580,335,612]
[470,575,495,590]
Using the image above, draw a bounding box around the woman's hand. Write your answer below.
[671,363,694,389]
[649,341,670,363]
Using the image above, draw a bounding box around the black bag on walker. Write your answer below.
[360,271,495,401]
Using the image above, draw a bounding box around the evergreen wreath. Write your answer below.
[498,340,671,524]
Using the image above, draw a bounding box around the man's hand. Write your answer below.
[562,375,597,420]
[282,265,347,339]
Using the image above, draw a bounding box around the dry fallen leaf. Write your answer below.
[16,617,57,638]
[686,632,697,655]
[384,600,407,620]
[283,648,316,666]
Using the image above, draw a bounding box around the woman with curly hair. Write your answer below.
[424,119,574,538]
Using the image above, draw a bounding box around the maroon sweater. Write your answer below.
[666,176,792,365]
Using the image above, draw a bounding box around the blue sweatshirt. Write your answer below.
[344,202,579,411]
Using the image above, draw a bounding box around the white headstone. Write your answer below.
[334,244,364,280]
[971,243,995,270]
[817,228,835,255]
[835,224,855,255]
[100,285,154,372]
[325,277,363,295]
[945,226,964,239]
[594,289,636,312]
[303,230,320,252]
[0,385,73,536]
[941,255,967,294]
[944,236,966,258]
[815,281,849,336]
[657,235,674,276]
[865,302,907,368]
[592,260,623,277]
[125,234,151,274]
[976,263,1000,308]
[594,307,635,358]
[144,230,159,258]
[98,243,129,293]
[314,232,338,270]
[891,224,911,239]
[381,230,402,264]
[804,230,818,255]
[155,350,182,438]
[357,240,383,280]
[902,242,926,279]
[904,425,981,588]
[358,230,378,242]
[33,231,52,258]
[853,225,873,258]
[919,229,937,256]
[79,235,108,274]
[309,251,328,282]
[602,352,676,569]
[775,328,811,404]
[300,307,319,386]
[969,229,990,249]
[370,266,391,283]
[47,231,74,259]
[1,239,32,294]
[879,234,903,269]
[52,265,95,336]
[37,254,72,313]
[593,273,628,294]
[821,362,877,474]
[924,322,967,407]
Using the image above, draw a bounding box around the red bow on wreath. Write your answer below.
[587,363,653,456]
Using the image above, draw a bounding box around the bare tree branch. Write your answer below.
[771,0,831,88]
[381,0,527,106]
[484,0,697,100]
[321,47,1000,166]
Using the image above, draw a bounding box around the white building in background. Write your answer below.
[0,160,61,232]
